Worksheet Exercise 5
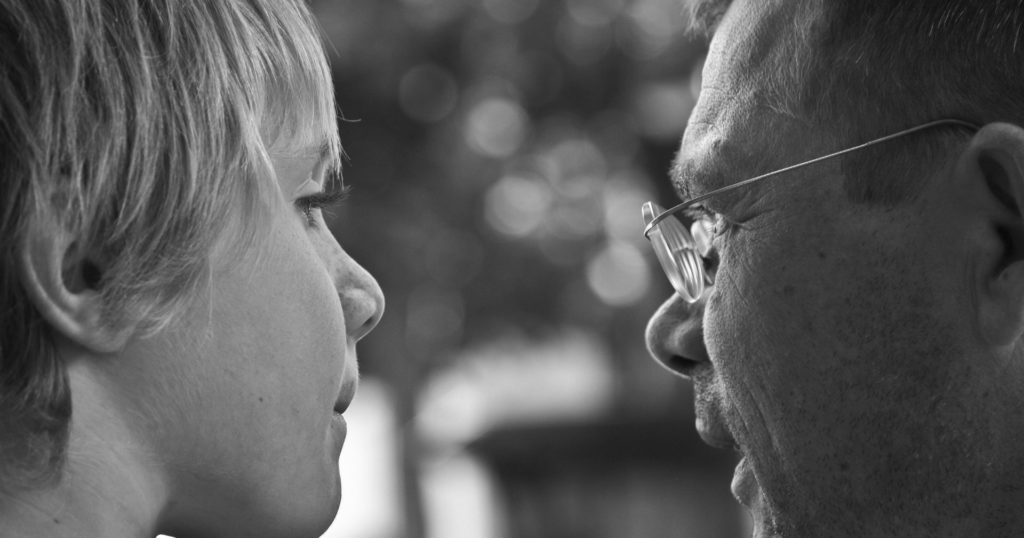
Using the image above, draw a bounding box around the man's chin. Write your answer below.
[750,509,780,538]
[746,507,784,538]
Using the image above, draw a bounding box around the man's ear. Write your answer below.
[960,122,1024,347]
[18,214,136,353]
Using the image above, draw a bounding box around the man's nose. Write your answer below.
[645,291,709,378]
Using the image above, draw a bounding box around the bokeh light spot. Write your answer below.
[465,97,529,157]
[482,0,539,24]
[602,175,652,241]
[484,173,553,237]
[566,0,626,27]
[586,240,650,306]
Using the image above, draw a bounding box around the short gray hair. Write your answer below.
[685,0,1024,205]
[0,0,341,489]
[805,1,1024,204]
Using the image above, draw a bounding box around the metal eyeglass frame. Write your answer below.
[641,118,980,303]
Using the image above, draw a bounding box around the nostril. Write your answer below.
[664,355,701,378]
[355,304,383,341]
[701,249,719,282]
[645,293,708,378]
[364,310,382,332]
[345,295,384,342]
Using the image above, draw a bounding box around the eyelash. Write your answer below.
[296,185,351,228]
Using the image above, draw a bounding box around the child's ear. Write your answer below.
[18,215,136,353]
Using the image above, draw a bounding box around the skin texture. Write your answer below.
[647,1,1024,537]
[142,149,384,537]
[2,143,384,537]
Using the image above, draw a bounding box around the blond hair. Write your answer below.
[0,0,340,488]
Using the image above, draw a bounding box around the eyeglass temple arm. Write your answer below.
[643,118,980,238]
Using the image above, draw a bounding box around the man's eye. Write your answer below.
[295,186,351,228]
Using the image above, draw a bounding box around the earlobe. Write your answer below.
[981,264,1024,346]
[963,123,1024,347]
[18,214,134,354]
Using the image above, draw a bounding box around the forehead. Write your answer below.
[271,142,335,190]
[673,0,819,201]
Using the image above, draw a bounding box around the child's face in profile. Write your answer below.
[116,135,384,536]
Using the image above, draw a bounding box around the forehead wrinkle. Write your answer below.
[680,90,818,209]
[674,0,816,206]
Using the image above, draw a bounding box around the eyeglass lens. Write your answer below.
[642,202,708,303]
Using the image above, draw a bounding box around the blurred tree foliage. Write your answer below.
[312,0,705,389]
[310,2,713,534]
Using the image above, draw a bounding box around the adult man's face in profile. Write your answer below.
[646,0,1024,536]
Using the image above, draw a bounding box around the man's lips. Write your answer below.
[695,413,761,513]
[695,415,738,451]
[731,456,758,508]
[696,415,759,508]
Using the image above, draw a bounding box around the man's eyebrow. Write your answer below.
[668,135,739,205]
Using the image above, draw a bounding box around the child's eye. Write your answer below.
[295,186,351,228]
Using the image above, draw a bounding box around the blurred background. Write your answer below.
[309,1,743,536]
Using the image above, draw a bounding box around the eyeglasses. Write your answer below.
[641,118,980,303]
